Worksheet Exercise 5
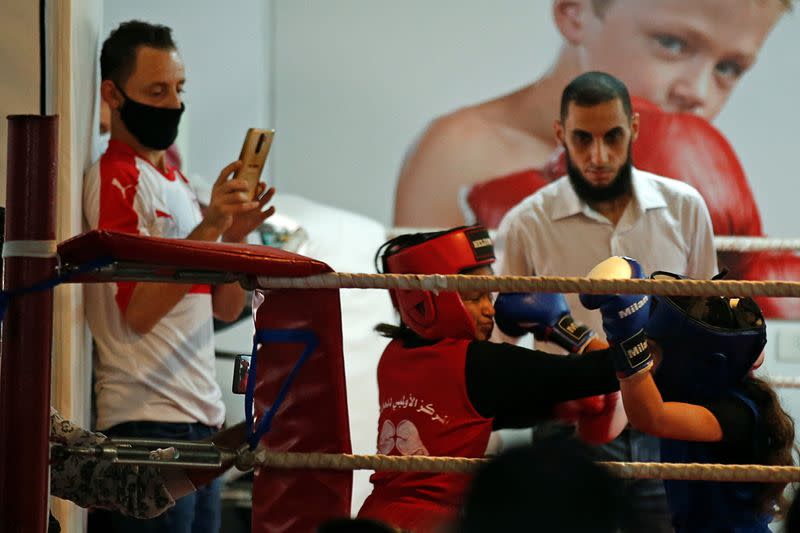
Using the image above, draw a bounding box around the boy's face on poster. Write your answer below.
[563,0,784,119]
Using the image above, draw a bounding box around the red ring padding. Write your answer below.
[57,230,353,530]
[58,230,328,276]
[252,288,352,531]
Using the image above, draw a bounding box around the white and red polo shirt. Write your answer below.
[83,139,224,430]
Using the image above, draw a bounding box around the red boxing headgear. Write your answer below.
[379,226,495,340]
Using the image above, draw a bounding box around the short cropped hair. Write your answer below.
[560,71,633,122]
[100,20,176,84]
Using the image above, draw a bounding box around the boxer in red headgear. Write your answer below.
[357,226,628,533]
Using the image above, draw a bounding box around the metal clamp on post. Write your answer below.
[51,438,243,469]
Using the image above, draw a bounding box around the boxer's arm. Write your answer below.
[464,341,619,427]
[618,370,723,442]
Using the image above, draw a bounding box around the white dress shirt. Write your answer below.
[495,167,718,339]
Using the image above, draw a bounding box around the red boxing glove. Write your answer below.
[739,250,800,318]
[553,395,606,423]
[465,166,556,230]
[630,97,764,238]
[629,97,800,318]
[575,392,627,446]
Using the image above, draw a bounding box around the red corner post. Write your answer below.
[0,115,58,533]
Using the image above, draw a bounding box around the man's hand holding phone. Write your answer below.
[200,129,277,243]
[234,128,274,200]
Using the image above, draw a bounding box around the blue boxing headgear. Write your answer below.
[645,271,766,403]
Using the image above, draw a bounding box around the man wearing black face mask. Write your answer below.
[82,20,275,533]
[492,72,718,532]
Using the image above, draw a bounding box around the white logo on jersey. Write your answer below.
[111,178,135,200]
[378,419,429,456]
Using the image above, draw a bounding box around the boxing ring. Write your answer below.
[5,115,800,532]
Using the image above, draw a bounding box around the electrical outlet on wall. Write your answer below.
[776,325,800,363]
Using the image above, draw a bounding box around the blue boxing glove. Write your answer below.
[495,292,595,353]
[579,257,653,378]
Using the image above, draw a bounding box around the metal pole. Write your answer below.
[0,115,58,533]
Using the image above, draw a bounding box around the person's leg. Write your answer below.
[192,478,222,533]
[597,429,674,533]
[104,421,197,533]
[189,424,222,533]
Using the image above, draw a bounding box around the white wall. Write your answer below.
[272,0,558,224]
[0,0,41,206]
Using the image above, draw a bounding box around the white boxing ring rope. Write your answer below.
[76,259,800,484]
[238,267,800,482]
[253,272,800,298]
[259,272,800,391]
[237,449,800,483]
[713,236,800,253]
[389,230,800,253]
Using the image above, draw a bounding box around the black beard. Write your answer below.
[565,146,633,204]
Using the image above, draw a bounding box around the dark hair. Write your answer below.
[560,71,632,122]
[100,20,177,85]
[374,227,461,275]
[745,376,796,516]
[374,322,419,342]
[785,486,800,532]
[457,439,626,532]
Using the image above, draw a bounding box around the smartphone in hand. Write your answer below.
[233,128,274,199]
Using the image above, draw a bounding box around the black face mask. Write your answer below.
[115,85,185,150]
[565,142,633,204]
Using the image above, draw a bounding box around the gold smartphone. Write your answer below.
[233,128,274,199]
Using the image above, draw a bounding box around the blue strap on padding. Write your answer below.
[0,257,114,322]
[244,328,319,449]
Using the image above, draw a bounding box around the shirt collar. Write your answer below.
[548,167,666,221]
[106,139,177,181]
[107,138,139,158]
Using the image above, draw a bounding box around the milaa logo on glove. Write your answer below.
[625,340,648,362]
[557,315,591,343]
[617,296,648,319]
